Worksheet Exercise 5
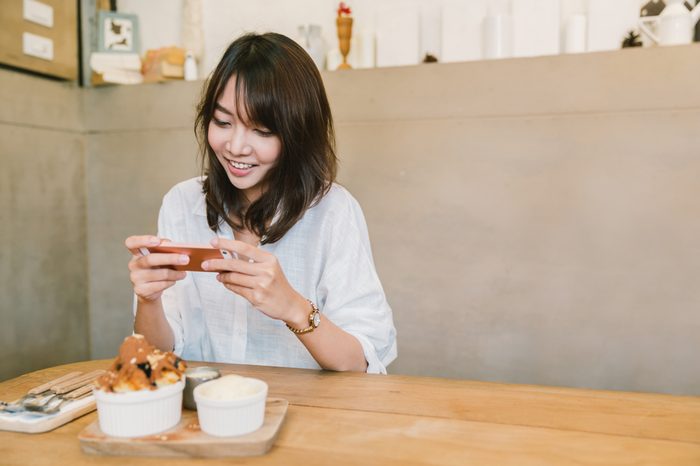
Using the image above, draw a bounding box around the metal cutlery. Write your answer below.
[25,387,94,415]
[0,371,82,412]
[1,370,104,414]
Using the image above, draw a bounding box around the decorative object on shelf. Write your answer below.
[184,51,198,81]
[621,30,644,47]
[640,0,666,47]
[639,0,700,45]
[640,0,700,42]
[563,14,587,54]
[482,13,512,60]
[297,24,327,70]
[90,52,142,85]
[641,0,666,17]
[141,47,186,83]
[97,11,140,54]
[336,2,353,70]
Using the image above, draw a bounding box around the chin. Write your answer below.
[228,177,258,192]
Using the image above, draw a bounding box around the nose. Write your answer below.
[225,126,252,156]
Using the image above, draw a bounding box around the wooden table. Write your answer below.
[1,360,699,465]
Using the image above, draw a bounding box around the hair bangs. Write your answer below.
[229,60,279,135]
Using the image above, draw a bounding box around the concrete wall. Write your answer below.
[0,70,89,381]
[2,44,699,394]
[329,45,700,394]
[82,83,201,357]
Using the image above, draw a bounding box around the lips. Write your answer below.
[224,158,258,176]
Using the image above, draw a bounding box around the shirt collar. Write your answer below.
[194,189,280,243]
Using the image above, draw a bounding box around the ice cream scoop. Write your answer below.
[196,374,263,401]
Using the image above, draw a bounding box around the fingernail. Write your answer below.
[149,237,159,246]
[179,255,190,264]
[201,261,209,270]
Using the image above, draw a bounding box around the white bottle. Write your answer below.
[563,14,587,54]
[482,13,512,59]
[184,51,197,81]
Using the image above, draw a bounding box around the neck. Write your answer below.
[241,184,265,206]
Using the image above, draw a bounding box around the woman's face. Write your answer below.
[208,76,282,204]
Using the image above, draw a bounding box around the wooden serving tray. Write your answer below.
[78,398,288,458]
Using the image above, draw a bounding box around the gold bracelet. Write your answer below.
[286,300,321,334]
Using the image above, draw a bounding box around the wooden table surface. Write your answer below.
[1,359,699,465]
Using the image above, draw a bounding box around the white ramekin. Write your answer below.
[194,378,268,437]
[94,379,185,438]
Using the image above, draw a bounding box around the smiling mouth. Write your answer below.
[225,159,258,170]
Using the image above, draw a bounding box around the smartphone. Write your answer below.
[138,243,233,272]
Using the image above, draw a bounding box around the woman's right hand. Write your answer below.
[125,235,189,303]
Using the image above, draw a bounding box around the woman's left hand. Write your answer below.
[202,237,306,323]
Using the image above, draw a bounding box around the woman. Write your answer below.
[125,33,396,373]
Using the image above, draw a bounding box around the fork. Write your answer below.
[0,372,83,413]
[1,370,104,413]
[24,384,95,415]
[21,370,105,410]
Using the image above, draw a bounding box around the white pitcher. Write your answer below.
[639,0,700,46]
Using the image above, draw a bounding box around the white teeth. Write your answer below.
[230,160,254,169]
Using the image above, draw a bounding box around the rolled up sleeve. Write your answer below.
[317,191,397,374]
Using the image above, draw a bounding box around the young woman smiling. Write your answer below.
[125,33,397,374]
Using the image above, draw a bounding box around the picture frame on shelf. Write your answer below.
[97,11,140,54]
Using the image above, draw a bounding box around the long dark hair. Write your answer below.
[195,33,337,244]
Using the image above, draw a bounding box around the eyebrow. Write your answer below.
[214,103,233,115]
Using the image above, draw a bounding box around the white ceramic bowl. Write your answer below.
[194,377,268,437]
[94,379,185,438]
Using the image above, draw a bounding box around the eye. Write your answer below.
[254,128,273,137]
[212,118,230,128]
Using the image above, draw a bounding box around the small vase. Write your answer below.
[307,24,327,70]
[336,17,354,70]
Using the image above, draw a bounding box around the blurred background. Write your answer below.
[1,0,699,395]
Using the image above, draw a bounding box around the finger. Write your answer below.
[137,253,190,269]
[134,280,177,298]
[129,253,184,271]
[131,267,186,283]
[217,271,257,288]
[125,235,161,255]
[202,257,257,274]
[211,237,270,263]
